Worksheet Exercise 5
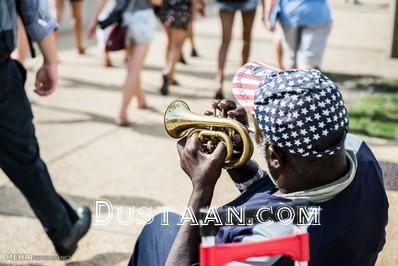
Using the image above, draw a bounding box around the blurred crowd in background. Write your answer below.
[12,0,333,125]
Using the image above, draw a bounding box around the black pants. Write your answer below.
[0,58,78,244]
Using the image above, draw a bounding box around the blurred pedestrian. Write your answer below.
[188,0,204,58]
[264,0,332,69]
[262,0,283,69]
[179,0,204,65]
[51,0,86,54]
[89,0,156,125]
[214,0,259,99]
[0,0,91,257]
[156,0,192,96]
[88,0,117,67]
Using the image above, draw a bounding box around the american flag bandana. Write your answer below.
[232,61,349,157]
[232,61,280,113]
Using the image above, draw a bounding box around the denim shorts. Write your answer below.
[217,0,258,12]
[123,9,157,45]
[281,22,332,68]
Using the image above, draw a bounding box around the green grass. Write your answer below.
[347,85,398,139]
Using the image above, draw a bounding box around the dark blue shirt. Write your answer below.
[217,135,389,266]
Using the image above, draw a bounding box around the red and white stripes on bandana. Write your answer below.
[232,61,280,113]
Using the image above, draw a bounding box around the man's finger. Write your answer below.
[211,142,227,162]
[218,99,237,111]
[185,134,201,151]
[227,108,249,126]
[176,138,187,157]
[204,110,214,116]
[227,110,240,119]
[211,100,221,109]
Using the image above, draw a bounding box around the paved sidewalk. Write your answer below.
[0,1,397,265]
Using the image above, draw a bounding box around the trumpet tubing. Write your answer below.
[164,100,253,168]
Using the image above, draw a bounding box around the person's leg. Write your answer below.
[70,0,86,54]
[160,26,186,95]
[241,9,256,65]
[188,20,199,57]
[103,51,113,67]
[53,0,65,23]
[118,43,150,124]
[274,24,284,69]
[164,26,172,67]
[129,212,182,266]
[298,23,332,69]
[280,25,299,69]
[52,0,64,43]
[11,17,28,64]
[215,9,236,98]
[167,27,187,80]
[0,59,78,245]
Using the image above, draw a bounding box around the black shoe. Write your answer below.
[160,74,169,96]
[54,206,91,258]
[191,48,199,57]
[179,54,188,64]
[171,78,180,86]
[214,89,224,100]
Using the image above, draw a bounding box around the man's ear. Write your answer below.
[266,144,285,170]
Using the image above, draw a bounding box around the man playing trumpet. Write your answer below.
[129,62,388,266]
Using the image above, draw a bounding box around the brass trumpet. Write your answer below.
[164,100,253,168]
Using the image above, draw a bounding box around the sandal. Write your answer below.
[78,46,86,55]
[137,97,147,109]
[103,58,113,68]
[171,79,180,86]
[116,117,131,127]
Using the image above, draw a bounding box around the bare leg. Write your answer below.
[215,10,236,96]
[70,1,86,54]
[103,51,112,67]
[119,44,150,124]
[52,0,64,41]
[164,27,186,82]
[164,26,172,66]
[11,17,28,64]
[274,25,284,69]
[167,27,186,77]
[53,0,64,23]
[241,9,256,65]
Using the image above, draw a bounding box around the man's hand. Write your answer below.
[36,32,58,96]
[206,100,260,184]
[177,135,227,192]
[207,99,249,126]
[206,99,249,147]
[166,135,226,266]
[35,64,57,96]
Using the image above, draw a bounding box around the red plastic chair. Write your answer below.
[199,202,310,266]
[200,225,309,266]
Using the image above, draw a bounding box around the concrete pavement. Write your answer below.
[0,0,397,265]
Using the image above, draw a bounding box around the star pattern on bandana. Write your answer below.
[253,69,349,157]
